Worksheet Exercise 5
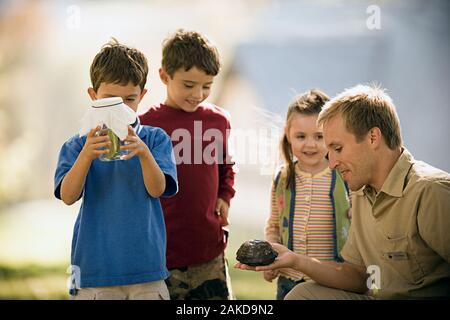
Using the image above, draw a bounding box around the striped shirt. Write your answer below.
[265,165,335,281]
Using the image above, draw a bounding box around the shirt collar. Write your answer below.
[133,117,146,139]
[296,165,331,178]
[364,148,414,198]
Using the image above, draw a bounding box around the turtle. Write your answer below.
[236,239,278,266]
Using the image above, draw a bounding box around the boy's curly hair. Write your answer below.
[90,38,148,92]
[162,29,220,78]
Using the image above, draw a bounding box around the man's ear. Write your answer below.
[369,127,382,148]
[87,87,97,101]
[159,68,169,85]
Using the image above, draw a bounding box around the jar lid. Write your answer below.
[91,97,124,108]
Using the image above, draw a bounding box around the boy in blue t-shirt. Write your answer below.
[54,39,178,300]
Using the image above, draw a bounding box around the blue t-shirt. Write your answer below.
[54,123,178,291]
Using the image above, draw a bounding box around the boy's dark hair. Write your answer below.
[162,29,220,78]
[90,38,148,92]
[281,89,330,189]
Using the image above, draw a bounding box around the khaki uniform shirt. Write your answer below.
[341,149,450,299]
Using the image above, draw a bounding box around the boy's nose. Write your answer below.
[192,87,203,100]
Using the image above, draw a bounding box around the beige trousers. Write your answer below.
[285,281,375,300]
[71,280,169,300]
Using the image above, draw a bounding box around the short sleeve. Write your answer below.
[340,222,365,267]
[418,179,450,263]
[150,128,178,198]
[217,116,236,204]
[265,180,281,243]
[54,135,84,200]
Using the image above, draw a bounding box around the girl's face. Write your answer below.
[286,113,328,172]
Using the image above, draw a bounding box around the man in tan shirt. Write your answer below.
[235,84,450,299]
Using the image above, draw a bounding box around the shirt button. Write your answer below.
[305,196,310,202]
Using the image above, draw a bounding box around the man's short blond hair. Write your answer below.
[318,84,402,149]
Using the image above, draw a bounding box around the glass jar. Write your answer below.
[89,97,134,162]
[96,124,129,161]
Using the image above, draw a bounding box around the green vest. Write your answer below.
[274,166,351,260]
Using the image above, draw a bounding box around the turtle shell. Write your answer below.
[236,239,278,266]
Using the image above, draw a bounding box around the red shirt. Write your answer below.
[139,103,236,268]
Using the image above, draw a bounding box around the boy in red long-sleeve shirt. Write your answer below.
[139,29,236,300]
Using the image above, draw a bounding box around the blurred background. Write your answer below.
[0,0,449,299]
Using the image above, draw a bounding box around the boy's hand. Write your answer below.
[120,125,150,160]
[79,126,111,162]
[215,198,229,226]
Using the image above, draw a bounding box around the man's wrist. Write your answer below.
[294,253,306,272]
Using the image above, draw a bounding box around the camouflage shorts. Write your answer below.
[165,253,234,300]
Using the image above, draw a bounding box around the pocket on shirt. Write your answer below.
[380,235,424,285]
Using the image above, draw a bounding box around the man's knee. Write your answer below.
[284,281,324,300]
[284,281,373,300]
[284,281,346,300]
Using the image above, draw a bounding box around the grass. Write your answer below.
[228,262,276,300]
[0,245,277,300]
[0,264,68,300]
[0,258,277,300]
[0,201,277,300]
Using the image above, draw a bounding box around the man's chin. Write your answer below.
[348,182,364,192]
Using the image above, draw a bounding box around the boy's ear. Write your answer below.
[87,87,97,100]
[139,88,148,100]
[159,68,169,85]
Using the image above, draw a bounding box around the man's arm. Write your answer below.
[236,243,369,294]
[294,253,369,293]
[418,179,450,263]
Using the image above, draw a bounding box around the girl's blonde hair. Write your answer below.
[281,89,330,189]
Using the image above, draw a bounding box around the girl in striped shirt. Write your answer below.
[264,89,351,299]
